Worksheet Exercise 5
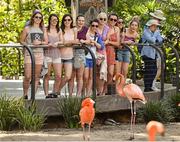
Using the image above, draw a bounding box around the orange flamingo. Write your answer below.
[79,97,95,141]
[114,73,146,140]
[146,121,165,141]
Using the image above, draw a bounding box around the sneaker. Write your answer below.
[23,95,28,99]
[144,88,154,92]
[151,86,160,91]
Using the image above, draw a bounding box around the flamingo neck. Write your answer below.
[117,75,126,96]
[148,126,157,142]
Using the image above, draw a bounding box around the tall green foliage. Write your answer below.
[111,0,179,80]
[0,0,68,77]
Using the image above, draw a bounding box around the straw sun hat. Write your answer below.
[150,10,166,21]
[146,19,160,27]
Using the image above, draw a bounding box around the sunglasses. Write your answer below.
[91,24,98,28]
[34,16,42,20]
[99,18,106,21]
[64,19,71,22]
[110,18,117,22]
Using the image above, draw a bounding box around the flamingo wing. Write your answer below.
[123,83,145,102]
[79,106,95,127]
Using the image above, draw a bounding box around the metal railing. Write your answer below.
[0,44,35,102]
[0,42,179,101]
[125,43,165,99]
[0,43,97,101]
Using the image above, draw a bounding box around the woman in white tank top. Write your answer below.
[20,11,48,99]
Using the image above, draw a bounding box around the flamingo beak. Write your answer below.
[113,75,116,81]
[161,131,165,136]
[90,99,95,104]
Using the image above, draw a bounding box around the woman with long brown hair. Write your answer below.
[58,14,79,94]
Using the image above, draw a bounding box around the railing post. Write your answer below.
[23,45,36,103]
[151,44,165,99]
[82,44,96,100]
[170,45,180,92]
[123,45,136,83]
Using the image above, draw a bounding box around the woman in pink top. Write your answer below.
[104,13,120,95]
[58,14,79,94]
[119,18,139,80]
[44,14,63,98]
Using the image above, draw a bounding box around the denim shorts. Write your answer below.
[85,58,93,68]
[116,49,130,63]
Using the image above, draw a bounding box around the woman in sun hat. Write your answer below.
[149,10,166,90]
[150,10,166,22]
[141,19,163,92]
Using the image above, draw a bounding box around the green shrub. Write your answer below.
[16,103,47,131]
[57,96,82,128]
[0,93,21,130]
[137,101,174,123]
[166,93,180,121]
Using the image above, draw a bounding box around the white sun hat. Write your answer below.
[150,10,166,21]
[146,19,161,26]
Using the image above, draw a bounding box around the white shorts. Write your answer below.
[45,56,61,64]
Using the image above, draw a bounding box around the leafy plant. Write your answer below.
[0,93,20,130]
[166,93,180,121]
[57,96,82,128]
[137,101,174,123]
[16,102,47,131]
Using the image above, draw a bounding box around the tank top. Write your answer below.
[86,34,97,59]
[60,29,75,59]
[26,26,44,53]
[44,33,61,59]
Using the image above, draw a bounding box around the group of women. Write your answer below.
[20,10,140,99]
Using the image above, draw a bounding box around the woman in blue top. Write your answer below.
[141,19,163,92]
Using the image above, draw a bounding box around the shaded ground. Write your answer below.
[0,123,180,141]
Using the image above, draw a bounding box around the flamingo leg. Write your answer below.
[87,124,91,141]
[132,101,136,140]
[129,101,135,140]
[129,101,134,140]
[82,125,86,141]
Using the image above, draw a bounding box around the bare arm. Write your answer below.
[20,27,28,45]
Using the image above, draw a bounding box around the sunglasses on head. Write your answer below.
[64,19,71,22]
[110,18,117,22]
[118,21,123,24]
[34,16,42,20]
[91,24,98,28]
[99,18,106,21]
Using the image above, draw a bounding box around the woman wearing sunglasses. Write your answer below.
[58,14,79,95]
[20,10,48,99]
[83,19,104,96]
[43,14,63,98]
[104,13,120,95]
[96,12,109,96]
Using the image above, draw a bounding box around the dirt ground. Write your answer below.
[0,123,180,141]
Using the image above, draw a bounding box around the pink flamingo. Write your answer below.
[146,121,165,142]
[114,73,146,140]
[79,97,95,141]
